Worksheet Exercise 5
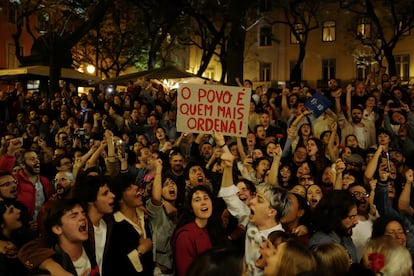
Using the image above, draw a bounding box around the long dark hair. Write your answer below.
[174,185,226,246]
[186,245,243,276]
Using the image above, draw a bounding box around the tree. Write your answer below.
[10,0,111,95]
[179,0,229,82]
[339,0,414,77]
[72,1,148,78]
[127,0,187,70]
[267,0,321,83]
[179,0,256,84]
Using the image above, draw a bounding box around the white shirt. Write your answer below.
[94,218,107,273]
[34,178,45,220]
[73,247,91,276]
[352,212,378,261]
[218,185,284,276]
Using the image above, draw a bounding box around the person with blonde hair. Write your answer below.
[312,242,351,276]
[263,238,316,276]
[362,236,413,276]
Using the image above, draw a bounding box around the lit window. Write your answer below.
[322,21,336,42]
[357,18,371,40]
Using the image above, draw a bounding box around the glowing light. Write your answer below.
[86,65,96,74]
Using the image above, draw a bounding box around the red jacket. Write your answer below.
[0,153,52,219]
[173,221,212,276]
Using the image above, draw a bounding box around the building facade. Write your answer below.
[188,1,414,89]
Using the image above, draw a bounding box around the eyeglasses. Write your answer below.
[300,177,313,181]
[53,178,68,183]
[0,179,17,187]
[351,191,369,198]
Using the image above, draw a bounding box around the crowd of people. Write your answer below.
[0,72,413,276]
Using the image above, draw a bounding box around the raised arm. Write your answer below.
[266,145,282,187]
[327,121,339,161]
[398,169,414,216]
[73,141,100,177]
[84,139,107,170]
[333,159,346,190]
[205,147,223,172]
[368,179,378,217]
[151,159,163,206]
[331,89,342,116]
[236,137,247,162]
[345,84,353,119]
[235,77,243,87]
[215,131,250,227]
[364,145,384,180]
[290,110,312,128]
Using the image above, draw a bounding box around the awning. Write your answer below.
[0,65,101,84]
[101,65,204,85]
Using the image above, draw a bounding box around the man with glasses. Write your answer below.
[348,182,379,260]
[308,190,359,263]
[0,171,18,201]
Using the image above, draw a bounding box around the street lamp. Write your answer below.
[86,64,95,74]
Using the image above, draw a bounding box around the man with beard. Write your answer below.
[334,90,376,149]
[308,190,359,264]
[165,150,186,209]
[0,144,52,224]
[349,182,379,260]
